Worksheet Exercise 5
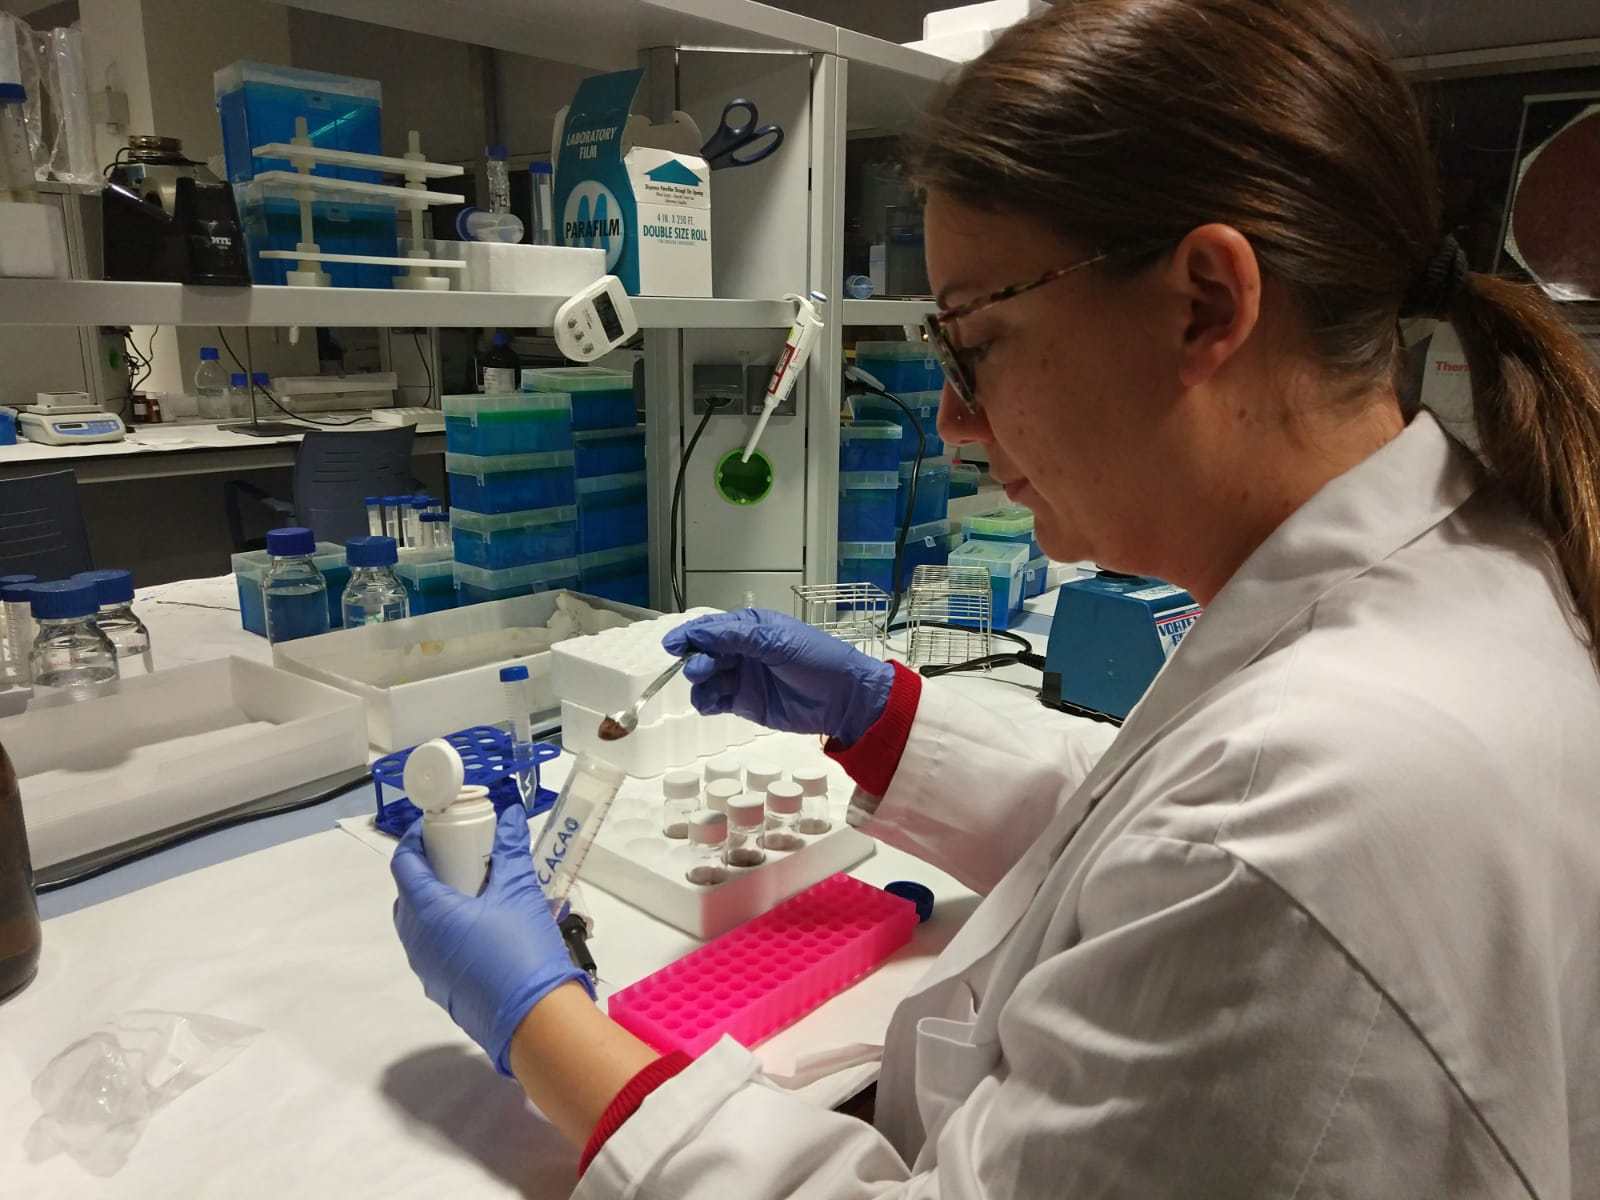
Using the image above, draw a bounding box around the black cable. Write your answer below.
[920,650,1045,678]
[216,328,364,427]
[843,369,925,625]
[409,331,435,407]
[669,398,734,611]
[35,771,373,895]
[888,619,1032,654]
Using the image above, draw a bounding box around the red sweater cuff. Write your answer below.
[578,1050,693,1177]
[825,660,922,798]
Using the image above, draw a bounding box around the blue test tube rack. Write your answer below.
[371,725,562,837]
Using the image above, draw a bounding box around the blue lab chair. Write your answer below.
[0,469,94,578]
[225,426,420,549]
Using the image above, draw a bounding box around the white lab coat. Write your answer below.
[581,412,1600,1198]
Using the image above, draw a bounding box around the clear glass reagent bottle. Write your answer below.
[792,767,833,835]
[763,780,805,851]
[77,569,153,676]
[685,808,729,886]
[262,526,331,644]
[28,579,119,698]
[723,794,768,868]
[704,777,742,815]
[342,536,408,627]
[661,769,699,839]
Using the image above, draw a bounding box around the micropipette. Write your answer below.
[740,291,825,463]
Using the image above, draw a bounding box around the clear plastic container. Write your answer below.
[575,471,648,553]
[420,511,451,551]
[792,767,832,835]
[444,391,574,457]
[452,558,579,606]
[900,518,953,590]
[838,470,899,542]
[529,161,554,246]
[853,341,944,394]
[0,83,35,202]
[948,538,1030,632]
[762,781,805,852]
[76,569,153,678]
[446,450,576,515]
[964,504,1043,559]
[897,458,952,527]
[851,393,944,462]
[261,527,332,644]
[723,795,768,868]
[449,504,578,570]
[661,769,700,840]
[342,536,409,626]
[232,539,348,637]
[577,543,648,608]
[685,808,729,886]
[0,574,37,687]
[214,60,383,185]
[837,540,895,595]
[1023,555,1049,600]
[28,580,119,698]
[395,555,457,615]
[950,462,981,499]
[839,421,902,472]
[572,425,646,478]
[227,373,251,418]
[522,366,635,431]
[194,347,229,419]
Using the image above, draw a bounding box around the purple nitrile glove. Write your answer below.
[391,804,592,1076]
[661,608,894,747]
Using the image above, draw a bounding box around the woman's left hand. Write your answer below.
[391,804,592,1075]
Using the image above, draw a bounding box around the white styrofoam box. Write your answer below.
[273,589,655,751]
[582,734,872,938]
[904,28,997,61]
[923,0,1045,38]
[7,656,367,870]
[549,607,718,721]
[561,696,763,776]
[0,201,68,278]
[426,239,604,295]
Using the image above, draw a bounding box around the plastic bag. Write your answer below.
[24,1011,261,1177]
[42,27,96,186]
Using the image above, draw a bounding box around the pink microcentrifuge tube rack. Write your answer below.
[607,874,918,1057]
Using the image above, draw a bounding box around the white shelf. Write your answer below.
[250,143,466,178]
[842,298,936,325]
[0,279,800,330]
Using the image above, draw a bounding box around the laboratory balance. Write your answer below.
[18,392,127,446]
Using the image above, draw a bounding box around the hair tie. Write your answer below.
[1401,235,1470,320]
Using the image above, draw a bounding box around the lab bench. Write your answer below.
[1,574,1096,1197]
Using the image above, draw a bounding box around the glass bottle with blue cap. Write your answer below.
[75,569,153,677]
[342,536,408,627]
[262,527,331,643]
[28,578,119,697]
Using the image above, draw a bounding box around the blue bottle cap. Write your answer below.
[421,512,445,523]
[266,526,316,557]
[0,580,35,604]
[499,665,529,682]
[200,346,219,361]
[29,578,100,620]
[487,143,507,160]
[0,573,38,586]
[410,496,430,509]
[345,535,398,567]
[230,373,247,387]
[251,371,271,386]
[364,495,381,505]
[530,161,552,176]
[492,331,509,347]
[884,880,934,924]
[74,568,135,606]
[0,83,26,103]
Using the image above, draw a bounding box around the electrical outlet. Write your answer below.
[744,362,796,417]
[692,363,745,414]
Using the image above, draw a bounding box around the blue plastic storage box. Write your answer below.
[453,558,579,606]
[900,518,953,589]
[578,543,649,607]
[523,366,635,431]
[575,471,648,552]
[450,505,579,570]
[950,462,981,499]
[396,554,458,615]
[852,392,943,462]
[839,470,899,542]
[854,341,944,395]
[573,425,646,478]
[444,392,574,456]
[1023,555,1049,600]
[446,450,576,515]
[839,421,901,472]
[838,540,895,595]
[215,61,383,184]
[963,504,1043,560]
[231,541,349,637]
[948,539,1029,632]
[897,458,951,527]
[235,183,397,289]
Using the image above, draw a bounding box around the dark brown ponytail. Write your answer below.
[908,0,1600,652]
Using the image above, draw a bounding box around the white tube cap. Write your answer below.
[704,755,742,785]
[688,808,729,845]
[766,780,803,814]
[745,761,783,792]
[705,778,742,813]
[663,769,701,802]
[404,738,465,814]
[791,767,829,797]
[727,793,765,828]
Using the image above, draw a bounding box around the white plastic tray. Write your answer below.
[581,735,873,939]
[7,656,367,870]
[271,590,655,750]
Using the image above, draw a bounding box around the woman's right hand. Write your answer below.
[661,609,894,747]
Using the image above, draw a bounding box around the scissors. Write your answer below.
[699,99,785,171]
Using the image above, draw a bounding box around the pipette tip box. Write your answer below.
[608,874,917,1057]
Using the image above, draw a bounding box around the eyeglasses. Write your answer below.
[923,250,1112,415]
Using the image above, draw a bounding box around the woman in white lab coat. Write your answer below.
[392,0,1600,1193]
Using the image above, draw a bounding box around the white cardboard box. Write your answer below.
[923,0,1046,38]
